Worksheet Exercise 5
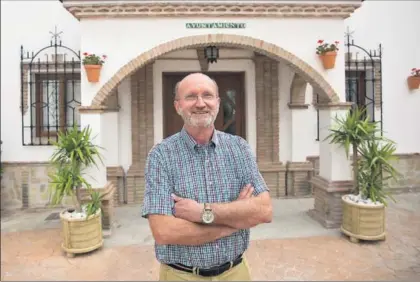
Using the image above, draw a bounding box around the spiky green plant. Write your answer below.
[48,124,103,215]
[325,106,381,194]
[358,139,400,205]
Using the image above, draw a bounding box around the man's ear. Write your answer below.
[174,101,181,115]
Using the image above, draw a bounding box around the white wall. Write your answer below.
[1,1,80,162]
[79,17,346,107]
[344,0,420,154]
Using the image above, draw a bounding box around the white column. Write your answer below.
[290,109,310,161]
[101,112,119,167]
[318,104,353,181]
[80,113,107,188]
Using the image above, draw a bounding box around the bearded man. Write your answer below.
[142,72,272,281]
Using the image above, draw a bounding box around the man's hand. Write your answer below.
[172,194,202,223]
[172,184,255,223]
[237,184,254,200]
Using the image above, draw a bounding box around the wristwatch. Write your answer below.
[201,203,214,224]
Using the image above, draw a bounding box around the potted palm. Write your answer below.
[407,68,420,90]
[82,52,107,82]
[48,124,108,257]
[316,39,339,69]
[325,106,400,243]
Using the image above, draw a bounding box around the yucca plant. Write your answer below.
[325,106,381,194]
[48,124,103,215]
[358,139,399,205]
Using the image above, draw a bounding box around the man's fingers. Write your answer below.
[171,194,182,202]
[238,184,254,200]
[238,185,250,199]
[245,186,254,198]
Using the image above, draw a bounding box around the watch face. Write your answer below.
[202,210,214,224]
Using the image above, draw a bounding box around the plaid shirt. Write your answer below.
[142,128,268,268]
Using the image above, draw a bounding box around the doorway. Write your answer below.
[162,72,246,139]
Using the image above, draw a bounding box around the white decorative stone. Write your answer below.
[343,193,383,206]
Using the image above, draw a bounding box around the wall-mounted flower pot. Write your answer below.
[407,76,420,90]
[319,51,337,69]
[84,65,102,83]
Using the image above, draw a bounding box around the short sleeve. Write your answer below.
[237,136,269,196]
[141,148,173,218]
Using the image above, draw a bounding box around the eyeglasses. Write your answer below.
[182,93,218,102]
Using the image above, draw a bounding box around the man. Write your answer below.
[142,73,272,281]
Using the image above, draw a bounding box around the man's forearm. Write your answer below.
[211,192,272,229]
[148,215,237,246]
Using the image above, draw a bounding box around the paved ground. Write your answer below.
[1,194,420,281]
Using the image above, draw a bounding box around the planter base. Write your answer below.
[340,226,386,243]
[340,195,386,243]
[62,240,104,257]
[60,208,103,257]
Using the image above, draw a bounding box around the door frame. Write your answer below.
[162,71,246,139]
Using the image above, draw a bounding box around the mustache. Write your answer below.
[192,111,210,114]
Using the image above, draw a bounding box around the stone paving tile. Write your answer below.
[1,193,419,281]
[1,227,419,281]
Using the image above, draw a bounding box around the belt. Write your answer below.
[167,254,243,277]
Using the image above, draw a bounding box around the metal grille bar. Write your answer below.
[20,28,81,146]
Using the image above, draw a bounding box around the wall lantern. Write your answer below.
[205,46,219,63]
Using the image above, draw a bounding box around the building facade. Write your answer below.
[1,0,419,228]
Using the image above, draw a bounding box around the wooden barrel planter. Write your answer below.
[60,208,103,257]
[340,195,386,243]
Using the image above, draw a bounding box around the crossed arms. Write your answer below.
[144,140,273,246]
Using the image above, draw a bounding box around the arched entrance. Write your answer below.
[89,34,339,107]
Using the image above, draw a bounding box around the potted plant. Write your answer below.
[82,52,107,83]
[407,68,420,90]
[48,124,108,257]
[316,39,339,69]
[325,106,400,243]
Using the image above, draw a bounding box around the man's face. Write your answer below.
[175,74,220,128]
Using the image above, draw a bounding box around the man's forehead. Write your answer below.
[179,75,216,94]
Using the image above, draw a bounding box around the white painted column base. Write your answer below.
[318,104,353,182]
[80,113,108,188]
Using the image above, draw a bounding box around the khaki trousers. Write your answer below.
[158,256,252,281]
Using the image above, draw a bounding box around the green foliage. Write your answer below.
[325,105,400,204]
[48,164,91,206]
[48,124,104,217]
[358,139,400,205]
[316,40,340,55]
[85,189,110,218]
[325,107,380,158]
[50,125,102,169]
[82,53,106,65]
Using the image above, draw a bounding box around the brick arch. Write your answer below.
[91,34,339,106]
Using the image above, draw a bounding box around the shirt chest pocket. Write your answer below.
[172,172,205,203]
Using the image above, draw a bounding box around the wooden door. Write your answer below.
[162,72,245,139]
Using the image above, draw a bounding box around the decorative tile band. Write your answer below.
[62,2,361,20]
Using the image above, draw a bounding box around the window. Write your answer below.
[31,73,81,138]
[345,70,375,122]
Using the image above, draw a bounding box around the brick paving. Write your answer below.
[1,193,420,281]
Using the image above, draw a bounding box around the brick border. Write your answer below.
[62,1,361,20]
[289,73,309,109]
[90,34,340,107]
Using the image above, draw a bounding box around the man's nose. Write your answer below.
[195,96,206,107]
